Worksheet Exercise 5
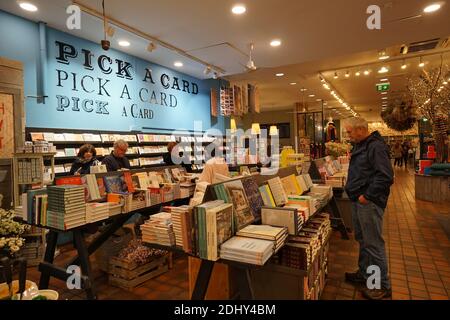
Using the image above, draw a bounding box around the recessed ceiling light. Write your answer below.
[118,40,130,47]
[364,70,370,75]
[300,88,307,92]
[443,81,448,85]
[378,50,390,60]
[378,66,389,74]
[345,71,350,78]
[174,61,183,67]
[381,92,388,95]
[309,94,316,98]
[419,57,425,68]
[316,98,322,102]
[232,4,246,14]
[276,73,284,77]
[270,39,282,47]
[19,2,38,11]
[382,97,388,100]
[355,71,361,76]
[380,78,389,82]
[290,82,297,85]
[424,3,442,13]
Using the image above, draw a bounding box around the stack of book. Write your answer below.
[140,212,175,246]
[163,206,194,253]
[107,202,123,216]
[195,200,234,261]
[220,236,274,266]
[280,240,312,270]
[46,185,86,230]
[236,225,288,253]
[85,202,109,223]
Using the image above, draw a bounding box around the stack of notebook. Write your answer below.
[236,225,288,253]
[140,212,175,246]
[85,202,109,223]
[220,236,274,266]
[46,185,86,230]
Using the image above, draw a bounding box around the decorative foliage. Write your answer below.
[325,141,351,158]
[380,101,417,132]
[407,59,450,163]
[0,209,29,257]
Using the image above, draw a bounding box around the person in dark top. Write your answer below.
[102,139,131,172]
[344,117,394,300]
[163,142,178,166]
[69,144,99,175]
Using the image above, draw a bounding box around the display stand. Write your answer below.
[37,197,190,300]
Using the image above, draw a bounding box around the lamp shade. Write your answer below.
[230,118,237,132]
[251,123,261,135]
[269,125,279,136]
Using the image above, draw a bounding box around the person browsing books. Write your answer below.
[344,117,394,300]
[69,144,100,175]
[102,139,131,172]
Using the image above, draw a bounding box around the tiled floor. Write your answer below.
[322,167,450,300]
[25,167,450,300]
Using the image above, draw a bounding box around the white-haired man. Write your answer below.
[344,117,394,300]
[102,139,131,172]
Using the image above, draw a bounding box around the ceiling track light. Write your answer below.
[203,65,212,75]
[364,70,370,76]
[355,71,361,76]
[345,71,350,78]
[147,42,157,52]
[334,72,339,79]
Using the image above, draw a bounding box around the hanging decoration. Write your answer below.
[381,100,417,132]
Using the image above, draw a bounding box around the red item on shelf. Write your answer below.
[419,160,433,174]
[427,152,436,159]
[427,146,435,153]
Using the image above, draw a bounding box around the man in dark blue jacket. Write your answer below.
[344,117,394,300]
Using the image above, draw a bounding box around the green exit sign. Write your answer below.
[376,83,390,92]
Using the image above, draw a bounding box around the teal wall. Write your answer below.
[0,10,228,134]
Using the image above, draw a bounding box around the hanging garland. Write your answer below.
[381,100,417,132]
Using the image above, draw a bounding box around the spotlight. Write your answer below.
[355,71,361,76]
[378,50,390,60]
[345,71,350,78]
[364,70,370,76]
[203,66,212,75]
[212,72,219,79]
[147,42,157,52]
[334,72,338,79]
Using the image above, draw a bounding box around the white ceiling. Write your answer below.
[1,0,450,120]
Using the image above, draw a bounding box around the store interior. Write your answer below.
[0,0,449,301]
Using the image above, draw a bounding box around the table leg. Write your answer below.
[73,230,96,300]
[234,267,254,300]
[191,260,214,300]
[38,231,58,289]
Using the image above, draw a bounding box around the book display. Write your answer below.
[28,129,222,174]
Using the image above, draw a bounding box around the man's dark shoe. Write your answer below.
[345,271,366,284]
[362,287,392,300]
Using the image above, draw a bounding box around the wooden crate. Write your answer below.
[108,253,171,290]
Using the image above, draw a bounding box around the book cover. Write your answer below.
[224,180,254,231]
[104,175,127,194]
[261,207,299,235]
[259,185,276,207]
[55,176,82,186]
[281,174,303,196]
[242,177,264,220]
[267,177,288,206]
[206,203,233,261]
[123,171,135,193]
[30,132,44,141]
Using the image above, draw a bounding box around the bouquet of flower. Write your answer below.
[0,209,29,257]
[325,142,351,158]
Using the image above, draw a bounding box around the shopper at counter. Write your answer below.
[102,139,131,172]
[344,117,394,300]
[69,144,100,175]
